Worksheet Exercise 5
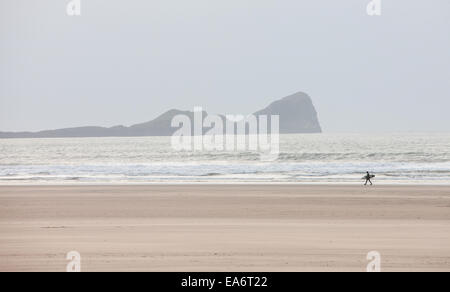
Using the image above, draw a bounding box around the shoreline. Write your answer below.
[2,181,450,187]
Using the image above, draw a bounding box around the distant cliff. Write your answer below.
[254,92,322,134]
[0,92,322,138]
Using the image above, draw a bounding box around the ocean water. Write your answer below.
[0,134,449,184]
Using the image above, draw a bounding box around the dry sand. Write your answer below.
[0,184,449,272]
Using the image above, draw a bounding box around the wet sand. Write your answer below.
[1,184,449,272]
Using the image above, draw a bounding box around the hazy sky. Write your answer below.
[1,0,449,132]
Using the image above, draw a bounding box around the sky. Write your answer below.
[1,0,449,133]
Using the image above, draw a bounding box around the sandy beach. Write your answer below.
[0,184,449,272]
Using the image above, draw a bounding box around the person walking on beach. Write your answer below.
[364,171,374,186]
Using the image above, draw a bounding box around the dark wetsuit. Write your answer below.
[364,172,373,186]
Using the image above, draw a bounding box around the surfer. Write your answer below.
[364,171,374,186]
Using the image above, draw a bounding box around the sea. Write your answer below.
[0,133,449,184]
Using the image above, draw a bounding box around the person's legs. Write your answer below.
[368,179,373,185]
[364,179,368,185]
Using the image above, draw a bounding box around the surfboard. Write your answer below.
[362,175,376,179]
